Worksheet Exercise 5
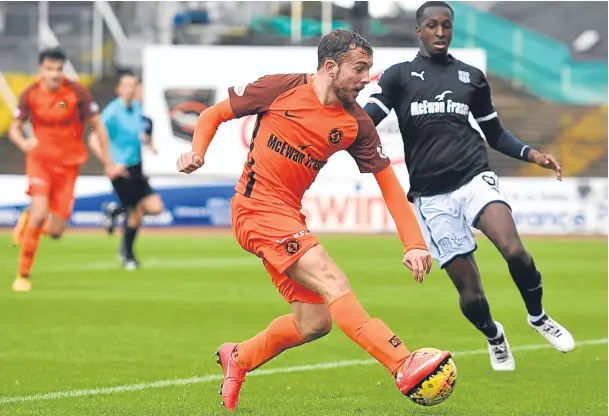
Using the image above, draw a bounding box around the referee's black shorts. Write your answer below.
[111,163,154,209]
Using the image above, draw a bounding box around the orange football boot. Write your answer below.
[12,275,32,292]
[395,348,452,395]
[215,343,247,411]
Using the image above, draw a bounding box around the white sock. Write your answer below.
[487,325,503,341]
[528,310,546,323]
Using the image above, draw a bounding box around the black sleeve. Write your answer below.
[470,70,498,123]
[364,64,401,126]
[142,115,153,137]
[473,71,533,162]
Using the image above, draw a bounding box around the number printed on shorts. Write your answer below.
[481,174,499,193]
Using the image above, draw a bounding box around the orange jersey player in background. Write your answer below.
[177,29,454,411]
[9,47,125,292]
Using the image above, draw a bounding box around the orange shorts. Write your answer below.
[25,159,79,220]
[231,192,324,304]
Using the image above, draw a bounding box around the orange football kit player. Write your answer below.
[177,30,451,411]
[9,47,125,292]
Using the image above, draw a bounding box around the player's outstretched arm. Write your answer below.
[363,64,401,126]
[177,99,235,174]
[472,70,562,180]
[479,118,562,181]
[179,74,307,174]
[373,166,432,283]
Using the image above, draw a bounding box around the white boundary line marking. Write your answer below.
[43,257,259,273]
[0,338,606,405]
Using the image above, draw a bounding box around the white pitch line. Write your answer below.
[43,257,259,273]
[0,338,605,405]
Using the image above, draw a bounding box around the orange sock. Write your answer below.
[19,226,43,277]
[328,291,410,375]
[234,314,306,371]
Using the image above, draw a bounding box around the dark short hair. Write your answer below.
[317,29,373,70]
[416,1,454,25]
[38,47,67,64]
[116,69,137,86]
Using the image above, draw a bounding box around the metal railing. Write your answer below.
[449,1,608,105]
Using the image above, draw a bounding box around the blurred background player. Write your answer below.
[177,29,447,411]
[364,1,574,371]
[9,47,124,292]
[102,78,155,235]
[90,70,164,270]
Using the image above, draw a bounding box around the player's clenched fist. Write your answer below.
[403,248,432,284]
[177,152,203,174]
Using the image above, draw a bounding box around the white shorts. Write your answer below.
[414,171,511,268]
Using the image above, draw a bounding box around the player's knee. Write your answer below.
[141,195,164,216]
[501,241,528,264]
[297,313,333,341]
[459,289,486,310]
[46,222,66,239]
[147,201,164,215]
[47,230,63,240]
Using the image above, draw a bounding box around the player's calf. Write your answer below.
[476,204,545,317]
[445,256,499,339]
[458,291,499,339]
[505,247,545,318]
[292,303,333,342]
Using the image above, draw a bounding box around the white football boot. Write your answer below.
[528,314,575,353]
[487,321,515,371]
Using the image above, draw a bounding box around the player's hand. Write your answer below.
[177,152,203,174]
[148,144,159,155]
[532,152,562,181]
[403,249,432,284]
[104,163,128,180]
[20,138,38,154]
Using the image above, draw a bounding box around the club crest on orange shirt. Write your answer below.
[284,239,301,255]
[57,100,67,110]
[328,128,343,145]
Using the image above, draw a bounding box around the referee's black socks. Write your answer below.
[123,226,139,258]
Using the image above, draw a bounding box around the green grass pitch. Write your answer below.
[0,230,606,415]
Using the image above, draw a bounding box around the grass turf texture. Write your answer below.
[0,230,606,415]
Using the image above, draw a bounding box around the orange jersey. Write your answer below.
[229,74,390,210]
[16,78,99,166]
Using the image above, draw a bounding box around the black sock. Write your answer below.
[507,256,543,317]
[122,226,138,257]
[460,295,498,339]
